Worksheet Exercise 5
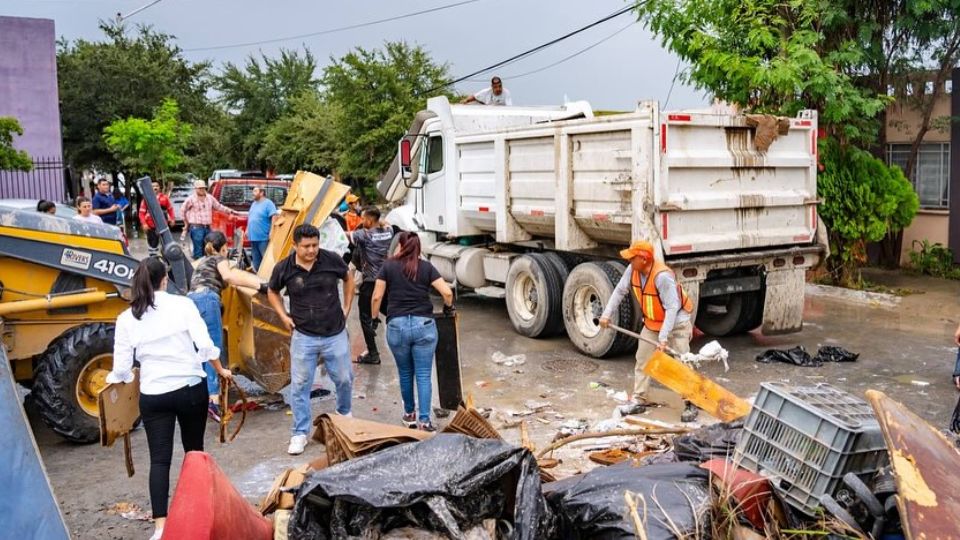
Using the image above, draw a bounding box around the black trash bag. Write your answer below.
[756,346,817,366]
[951,393,960,434]
[673,421,743,462]
[814,345,859,363]
[543,462,710,540]
[289,433,553,540]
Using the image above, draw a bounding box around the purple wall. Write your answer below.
[0,16,65,201]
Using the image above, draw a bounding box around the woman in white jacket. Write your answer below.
[106,257,232,540]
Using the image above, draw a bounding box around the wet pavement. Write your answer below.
[29,247,960,538]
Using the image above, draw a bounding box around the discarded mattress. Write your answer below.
[289,433,552,540]
[543,462,710,540]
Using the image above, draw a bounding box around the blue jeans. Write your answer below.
[289,329,352,435]
[188,289,223,397]
[189,225,210,259]
[386,315,438,423]
[250,239,269,271]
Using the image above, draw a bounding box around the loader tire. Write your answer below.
[33,323,115,444]
[505,253,565,338]
[562,262,634,358]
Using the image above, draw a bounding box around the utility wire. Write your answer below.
[499,21,635,81]
[662,56,682,109]
[419,2,642,96]
[183,0,482,52]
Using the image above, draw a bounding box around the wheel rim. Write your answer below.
[510,272,539,322]
[572,284,603,339]
[75,354,112,417]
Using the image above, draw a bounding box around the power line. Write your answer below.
[662,56,682,109]
[419,2,642,96]
[183,0,482,52]
[499,21,635,81]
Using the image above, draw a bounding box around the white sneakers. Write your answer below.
[287,434,308,455]
[149,528,163,540]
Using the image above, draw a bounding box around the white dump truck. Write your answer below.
[378,96,827,358]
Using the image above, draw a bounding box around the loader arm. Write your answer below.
[137,175,192,293]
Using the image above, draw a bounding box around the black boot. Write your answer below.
[680,401,700,423]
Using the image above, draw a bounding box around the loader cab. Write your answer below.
[399,120,450,234]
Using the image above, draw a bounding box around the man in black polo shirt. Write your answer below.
[267,223,356,455]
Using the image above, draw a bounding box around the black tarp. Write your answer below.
[289,433,552,540]
[0,347,70,539]
[673,421,743,462]
[543,462,710,540]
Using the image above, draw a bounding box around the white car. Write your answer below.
[0,198,78,217]
[169,187,192,225]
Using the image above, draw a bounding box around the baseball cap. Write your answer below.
[193,179,207,189]
[346,194,360,203]
[619,240,654,260]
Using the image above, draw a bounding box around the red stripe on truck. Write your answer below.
[593,213,609,221]
[478,206,490,212]
[671,244,692,253]
[667,114,691,122]
[530,209,544,216]
[793,120,812,127]
[660,123,667,153]
[661,214,668,239]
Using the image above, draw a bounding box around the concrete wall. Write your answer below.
[901,210,949,264]
[0,16,65,200]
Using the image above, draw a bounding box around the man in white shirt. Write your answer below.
[461,76,512,106]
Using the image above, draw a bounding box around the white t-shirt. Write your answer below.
[74,213,103,224]
[473,87,512,106]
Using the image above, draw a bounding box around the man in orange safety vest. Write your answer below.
[599,239,700,423]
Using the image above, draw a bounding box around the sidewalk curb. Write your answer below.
[804,283,901,309]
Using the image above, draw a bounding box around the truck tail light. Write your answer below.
[682,268,697,278]
[793,256,805,265]
[773,258,786,268]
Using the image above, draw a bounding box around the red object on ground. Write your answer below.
[162,451,273,540]
[700,458,772,530]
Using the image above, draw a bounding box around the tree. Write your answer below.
[57,22,213,173]
[214,49,320,169]
[259,92,339,174]
[0,117,32,171]
[323,41,454,186]
[103,98,193,181]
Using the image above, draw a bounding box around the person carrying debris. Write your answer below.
[267,224,356,455]
[188,230,269,422]
[371,232,455,431]
[138,180,175,257]
[106,257,233,540]
[350,206,395,365]
[599,240,700,423]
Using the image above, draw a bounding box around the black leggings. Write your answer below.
[140,381,208,518]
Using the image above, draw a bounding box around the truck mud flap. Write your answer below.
[761,268,804,335]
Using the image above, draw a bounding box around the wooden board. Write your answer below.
[866,389,960,539]
[99,368,140,447]
[434,312,463,410]
[642,351,750,422]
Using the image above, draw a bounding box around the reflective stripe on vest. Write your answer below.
[630,261,693,332]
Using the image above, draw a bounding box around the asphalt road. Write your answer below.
[28,244,960,538]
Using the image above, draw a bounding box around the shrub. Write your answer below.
[908,240,960,279]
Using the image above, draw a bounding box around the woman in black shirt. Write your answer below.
[371,232,454,431]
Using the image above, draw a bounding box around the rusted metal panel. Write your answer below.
[866,389,960,539]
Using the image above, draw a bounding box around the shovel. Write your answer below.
[607,323,681,356]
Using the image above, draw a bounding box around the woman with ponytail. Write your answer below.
[189,230,268,421]
[106,257,230,540]
[370,232,454,431]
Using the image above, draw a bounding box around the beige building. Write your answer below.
[886,69,958,264]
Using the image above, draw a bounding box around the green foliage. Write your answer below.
[184,108,237,178]
[214,49,320,169]
[103,98,193,180]
[908,240,960,279]
[259,92,339,174]
[635,0,890,145]
[817,139,919,287]
[57,22,213,171]
[0,117,32,171]
[323,41,454,184]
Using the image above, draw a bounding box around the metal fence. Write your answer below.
[0,156,68,202]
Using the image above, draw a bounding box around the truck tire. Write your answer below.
[562,262,634,358]
[695,293,746,337]
[32,323,115,444]
[601,261,638,355]
[732,290,764,334]
[505,254,565,338]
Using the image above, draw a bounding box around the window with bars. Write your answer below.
[886,142,951,208]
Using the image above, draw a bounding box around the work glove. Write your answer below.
[371,318,381,330]
[443,304,457,317]
[258,282,269,295]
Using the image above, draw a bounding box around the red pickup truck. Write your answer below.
[210,177,289,248]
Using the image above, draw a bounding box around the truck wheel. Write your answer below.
[505,254,565,338]
[695,293,746,337]
[562,262,634,358]
[601,261,638,355]
[32,323,115,444]
[732,290,764,334]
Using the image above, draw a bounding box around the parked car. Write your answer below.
[169,186,192,225]
[0,198,77,217]
[210,178,289,248]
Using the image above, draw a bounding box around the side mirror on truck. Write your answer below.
[399,138,413,177]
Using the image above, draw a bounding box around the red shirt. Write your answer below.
[139,193,175,229]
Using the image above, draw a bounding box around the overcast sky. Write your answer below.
[4,0,707,111]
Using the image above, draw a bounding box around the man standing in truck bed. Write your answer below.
[599,240,700,423]
[351,206,395,365]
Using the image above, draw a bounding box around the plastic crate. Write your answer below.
[733,382,888,515]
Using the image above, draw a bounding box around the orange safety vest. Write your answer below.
[345,211,363,232]
[631,261,693,332]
